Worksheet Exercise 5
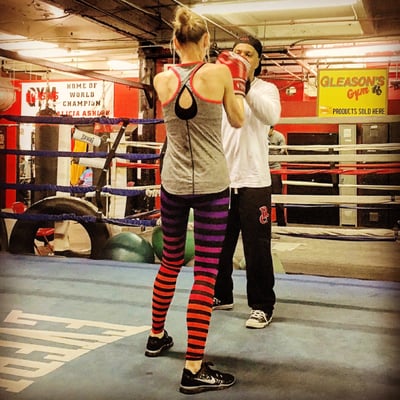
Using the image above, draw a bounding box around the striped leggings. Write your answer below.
[151,186,229,360]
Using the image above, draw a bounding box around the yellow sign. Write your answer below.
[318,69,388,117]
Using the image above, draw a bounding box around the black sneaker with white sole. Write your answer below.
[179,362,236,394]
[212,297,234,310]
[145,330,173,357]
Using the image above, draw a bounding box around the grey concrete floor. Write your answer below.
[0,253,399,400]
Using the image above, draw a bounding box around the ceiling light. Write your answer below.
[1,40,58,52]
[330,56,400,63]
[18,48,69,58]
[17,48,94,59]
[0,33,58,53]
[107,60,138,70]
[43,3,66,19]
[306,44,400,58]
[191,0,357,14]
[0,33,26,41]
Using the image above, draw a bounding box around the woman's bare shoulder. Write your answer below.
[198,62,230,81]
[154,69,178,90]
[154,69,175,83]
[154,69,180,103]
[201,62,225,72]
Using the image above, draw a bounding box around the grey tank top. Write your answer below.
[161,63,230,195]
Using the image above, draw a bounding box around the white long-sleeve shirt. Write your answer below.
[222,77,281,188]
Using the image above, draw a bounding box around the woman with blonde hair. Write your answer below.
[144,5,249,395]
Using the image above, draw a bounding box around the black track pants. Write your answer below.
[214,186,276,313]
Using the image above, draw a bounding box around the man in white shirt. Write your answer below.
[213,35,281,329]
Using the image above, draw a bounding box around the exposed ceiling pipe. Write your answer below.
[117,0,173,29]
[71,0,158,40]
[264,57,305,81]
[154,2,316,79]
[286,49,317,76]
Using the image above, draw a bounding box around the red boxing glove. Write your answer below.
[216,51,250,96]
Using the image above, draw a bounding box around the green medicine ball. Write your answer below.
[151,225,195,265]
[101,232,155,264]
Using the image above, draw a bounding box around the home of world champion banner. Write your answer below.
[21,80,114,117]
[317,68,388,117]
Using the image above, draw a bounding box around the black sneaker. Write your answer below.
[179,362,236,394]
[212,297,234,310]
[145,330,173,357]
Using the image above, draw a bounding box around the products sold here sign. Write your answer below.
[317,68,388,117]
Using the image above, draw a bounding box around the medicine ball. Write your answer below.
[151,225,195,265]
[101,232,155,264]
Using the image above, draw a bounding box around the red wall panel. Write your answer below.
[113,80,139,118]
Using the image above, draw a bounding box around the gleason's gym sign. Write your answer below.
[318,68,388,117]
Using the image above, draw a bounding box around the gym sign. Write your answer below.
[21,80,114,117]
[318,68,388,117]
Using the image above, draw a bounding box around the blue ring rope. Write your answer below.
[0,149,160,160]
[0,115,164,125]
[0,211,157,227]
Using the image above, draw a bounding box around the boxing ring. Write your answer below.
[269,141,400,239]
[0,114,399,271]
[0,115,399,399]
[0,115,164,259]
